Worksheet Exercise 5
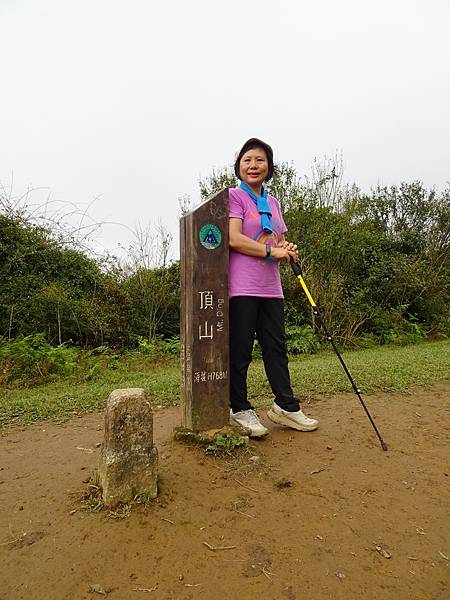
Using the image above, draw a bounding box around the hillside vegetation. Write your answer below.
[1,160,449,378]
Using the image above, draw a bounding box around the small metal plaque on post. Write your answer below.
[180,190,229,431]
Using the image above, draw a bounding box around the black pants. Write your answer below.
[229,296,300,413]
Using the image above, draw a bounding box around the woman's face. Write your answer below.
[239,147,269,190]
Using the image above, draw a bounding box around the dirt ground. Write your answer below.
[0,382,449,600]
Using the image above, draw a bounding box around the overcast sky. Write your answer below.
[1,0,449,260]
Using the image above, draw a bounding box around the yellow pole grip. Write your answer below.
[297,275,317,308]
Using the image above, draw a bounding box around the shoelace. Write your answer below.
[247,410,261,425]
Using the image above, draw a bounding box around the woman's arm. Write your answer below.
[229,218,291,260]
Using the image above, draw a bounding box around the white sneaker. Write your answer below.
[267,404,319,431]
[230,409,268,438]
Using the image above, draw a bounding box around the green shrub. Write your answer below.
[369,310,428,345]
[0,334,79,385]
[137,335,180,356]
[285,324,321,355]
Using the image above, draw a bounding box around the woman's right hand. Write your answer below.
[270,246,292,261]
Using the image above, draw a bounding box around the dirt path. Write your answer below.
[1,382,449,600]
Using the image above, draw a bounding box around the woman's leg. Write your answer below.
[229,296,259,413]
[256,298,300,412]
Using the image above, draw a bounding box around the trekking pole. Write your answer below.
[290,261,388,451]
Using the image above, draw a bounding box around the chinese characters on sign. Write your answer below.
[198,290,214,310]
[193,370,228,383]
[198,290,225,342]
[195,290,227,385]
[198,321,213,340]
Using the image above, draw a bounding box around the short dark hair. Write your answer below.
[234,137,275,181]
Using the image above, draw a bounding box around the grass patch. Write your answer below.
[248,339,450,406]
[78,472,157,519]
[174,426,249,455]
[0,354,179,427]
[205,432,249,455]
[0,340,449,428]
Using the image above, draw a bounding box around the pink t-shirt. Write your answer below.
[228,187,288,298]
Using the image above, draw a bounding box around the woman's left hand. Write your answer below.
[278,240,299,262]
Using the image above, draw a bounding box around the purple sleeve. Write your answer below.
[228,188,244,219]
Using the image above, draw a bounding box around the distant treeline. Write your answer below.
[1,161,449,351]
[0,213,180,348]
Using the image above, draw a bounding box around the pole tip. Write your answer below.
[381,441,388,451]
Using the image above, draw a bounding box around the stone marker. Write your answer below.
[180,189,229,431]
[98,388,158,506]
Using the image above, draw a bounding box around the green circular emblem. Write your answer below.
[199,224,222,249]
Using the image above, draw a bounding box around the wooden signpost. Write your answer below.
[180,189,229,431]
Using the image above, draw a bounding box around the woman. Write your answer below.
[229,137,319,437]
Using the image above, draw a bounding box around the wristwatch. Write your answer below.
[265,244,271,258]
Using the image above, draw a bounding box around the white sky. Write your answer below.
[1,0,449,260]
